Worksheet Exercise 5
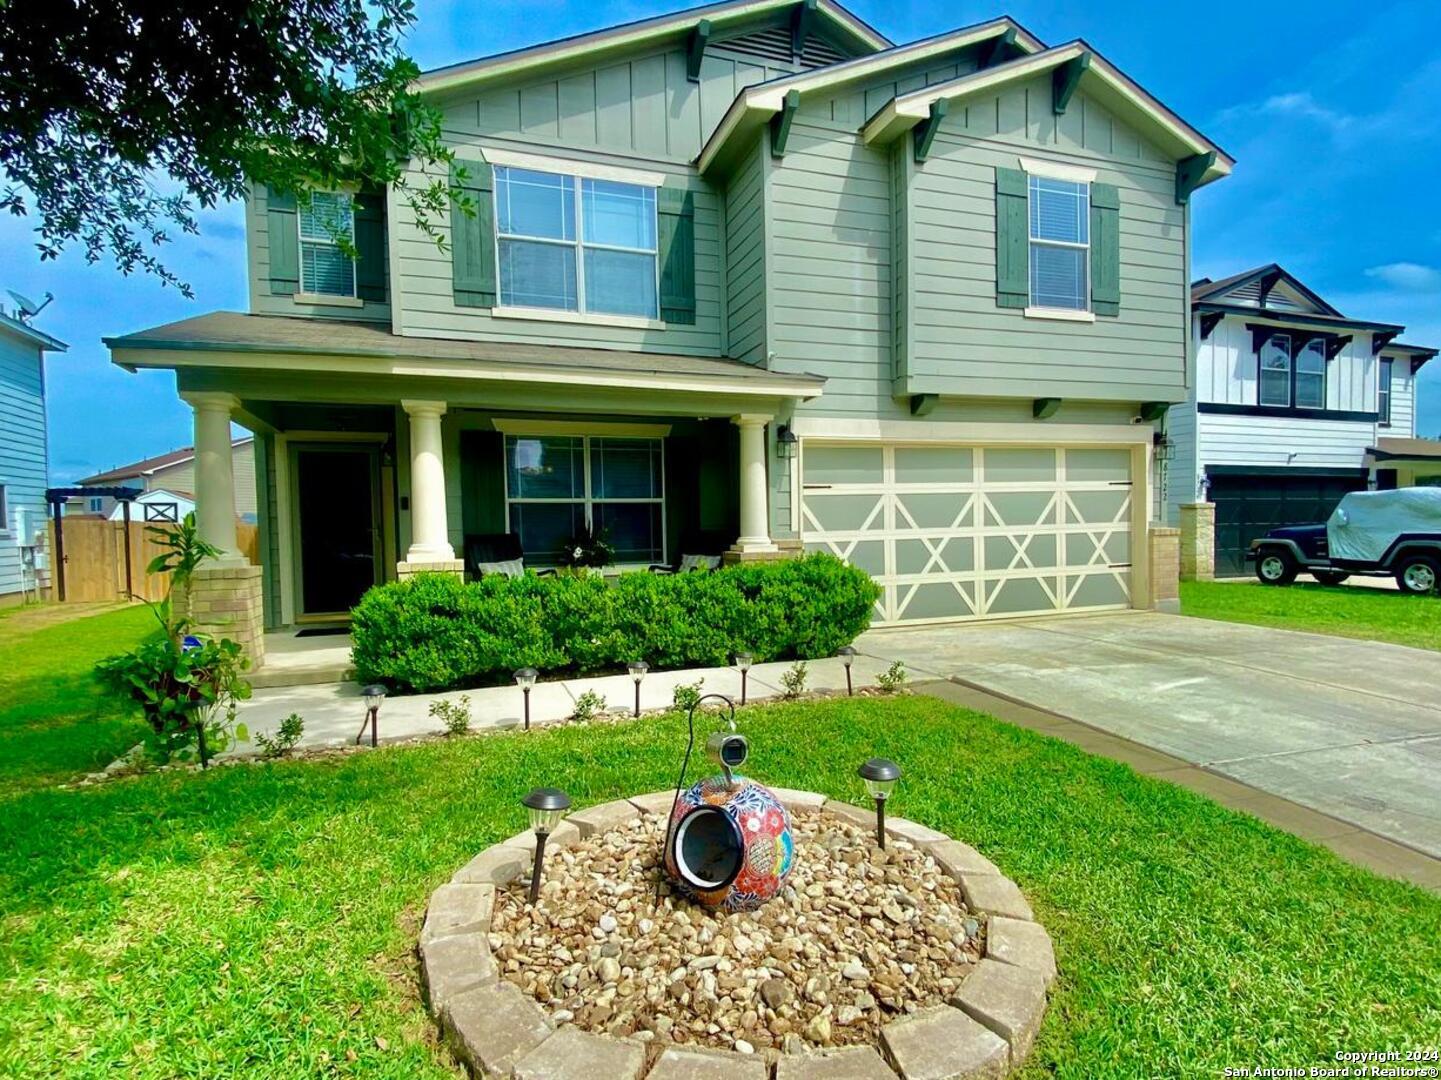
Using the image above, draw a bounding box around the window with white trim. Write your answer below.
[1379,358,1394,425]
[1028,175,1089,310]
[1295,338,1326,409]
[495,167,658,318]
[1259,333,1292,407]
[297,192,356,297]
[88,496,104,514]
[503,435,665,565]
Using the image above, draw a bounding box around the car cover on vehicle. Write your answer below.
[1327,488,1441,563]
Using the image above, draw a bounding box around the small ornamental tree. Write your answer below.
[97,514,251,767]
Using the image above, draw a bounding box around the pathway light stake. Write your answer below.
[628,660,649,717]
[514,668,538,730]
[837,646,857,696]
[358,684,386,747]
[735,652,753,705]
[858,757,901,850]
[522,787,571,904]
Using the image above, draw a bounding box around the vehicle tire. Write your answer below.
[1394,554,1441,596]
[1311,571,1350,586]
[1255,547,1298,586]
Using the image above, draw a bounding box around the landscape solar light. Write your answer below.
[837,646,858,696]
[628,660,649,717]
[735,652,753,705]
[857,757,901,850]
[514,668,538,730]
[357,684,386,747]
[522,787,572,905]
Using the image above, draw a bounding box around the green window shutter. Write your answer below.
[1090,182,1121,317]
[265,187,300,296]
[354,188,388,303]
[657,184,696,325]
[994,167,1028,309]
[450,158,496,308]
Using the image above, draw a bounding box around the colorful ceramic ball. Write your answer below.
[663,774,795,912]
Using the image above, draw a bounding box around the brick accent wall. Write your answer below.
[396,559,465,580]
[172,565,266,668]
[721,539,803,565]
[1148,526,1180,612]
[1179,502,1215,581]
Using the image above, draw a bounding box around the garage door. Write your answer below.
[800,444,1135,625]
[1208,471,1366,577]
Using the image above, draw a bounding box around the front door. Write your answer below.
[294,445,382,617]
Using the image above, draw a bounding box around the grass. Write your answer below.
[1,612,1439,1077]
[0,603,155,795]
[1180,579,1441,652]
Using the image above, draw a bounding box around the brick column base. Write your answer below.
[1148,526,1181,613]
[1179,502,1215,581]
[172,565,266,668]
[397,559,465,580]
[722,539,803,565]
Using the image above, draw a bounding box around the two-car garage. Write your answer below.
[799,441,1140,626]
[1206,468,1368,577]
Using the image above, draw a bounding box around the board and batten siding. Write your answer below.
[0,330,48,598]
[725,138,768,365]
[1197,314,1378,413]
[906,80,1187,402]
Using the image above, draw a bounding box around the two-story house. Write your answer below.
[1,300,66,606]
[103,0,1233,662]
[1163,265,1436,576]
[76,436,257,522]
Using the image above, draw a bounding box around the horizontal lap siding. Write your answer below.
[1162,401,1199,522]
[1198,413,1375,471]
[725,140,767,365]
[1388,362,1416,437]
[0,334,48,596]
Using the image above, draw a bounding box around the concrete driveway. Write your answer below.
[858,613,1441,860]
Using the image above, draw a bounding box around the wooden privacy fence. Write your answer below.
[48,518,259,603]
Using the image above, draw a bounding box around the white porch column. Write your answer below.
[402,399,454,563]
[181,391,245,565]
[733,414,777,553]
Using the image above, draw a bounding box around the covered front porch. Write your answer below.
[106,312,823,664]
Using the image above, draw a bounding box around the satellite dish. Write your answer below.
[6,290,53,321]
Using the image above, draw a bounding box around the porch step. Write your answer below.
[250,662,356,689]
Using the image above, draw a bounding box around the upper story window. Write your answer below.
[1028,176,1089,311]
[1379,358,1394,425]
[1259,333,1292,407]
[495,167,658,319]
[88,496,104,514]
[297,192,357,298]
[1295,338,1326,409]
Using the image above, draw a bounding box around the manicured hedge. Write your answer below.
[349,554,881,693]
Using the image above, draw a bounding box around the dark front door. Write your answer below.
[295,446,381,615]
[1209,470,1367,577]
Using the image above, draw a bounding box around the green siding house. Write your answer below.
[105,0,1232,662]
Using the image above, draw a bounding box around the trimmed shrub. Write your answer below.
[350,553,880,693]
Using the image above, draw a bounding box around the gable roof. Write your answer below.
[860,41,1233,186]
[79,436,253,486]
[698,16,1043,175]
[1190,264,1342,316]
[0,310,67,353]
[417,0,890,98]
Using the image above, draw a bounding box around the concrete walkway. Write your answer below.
[857,612,1441,882]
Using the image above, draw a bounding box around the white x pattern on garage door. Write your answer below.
[800,443,1134,625]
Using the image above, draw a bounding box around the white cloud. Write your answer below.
[1365,262,1441,293]
[1214,91,1357,135]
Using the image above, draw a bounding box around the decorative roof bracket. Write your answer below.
[1033,397,1062,420]
[770,89,801,157]
[1372,329,1400,355]
[979,27,1019,69]
[790,0,817,60]
[687,19,712,82]
[1199,311,1224,340]
[1175,151,1216,205]
[1051,52,1091,115]
[912,99,949,163]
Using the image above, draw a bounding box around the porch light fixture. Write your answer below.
[521,787,572,905]
[1152,431,1173,463]
[837,646,857,696]
[858,757,901,850]
[775,424,798,460]
[358,684,386,748]
[734,652,753,705]
[628,660,649,717]
[515,668,538,730]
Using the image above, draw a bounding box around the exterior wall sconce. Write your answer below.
[858,757,901,850]
[521,787,571,904]
[734,652,753,705]
[775,424,797,459]
[514,667,538,730]
[837,646,857,695]
[358,684,386,747]
[628,660,649,717]
[1152,431,1173,462]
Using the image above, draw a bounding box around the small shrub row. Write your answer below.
[349,554,881,693]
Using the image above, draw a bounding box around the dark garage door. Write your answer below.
[1209,470,1367,577]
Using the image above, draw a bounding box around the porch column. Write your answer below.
[402,400,455,563]
[181,391,245,565]
[733,414,777,554]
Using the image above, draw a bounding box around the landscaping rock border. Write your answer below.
[422,790,1053,1079]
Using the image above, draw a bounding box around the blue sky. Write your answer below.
[7,0,1439,482]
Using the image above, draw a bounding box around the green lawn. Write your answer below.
[1,612,1438,1077]
[0,604,155,795]
[1181,579,1441,652]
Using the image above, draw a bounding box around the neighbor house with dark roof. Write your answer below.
[103,0,1234,665]
[76,436,256,521]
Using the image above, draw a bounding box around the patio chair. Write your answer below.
[648,531,732,574]
[465,532,527,579]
